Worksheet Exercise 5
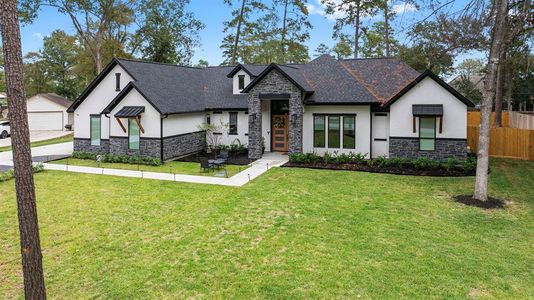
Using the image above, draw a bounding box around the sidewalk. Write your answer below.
[43,152,288,187]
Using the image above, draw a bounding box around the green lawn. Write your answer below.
[0,159,533,299]
[50,158,245,177]
[0,133,73,152]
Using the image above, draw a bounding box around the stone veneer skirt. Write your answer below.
[389,137,468,160]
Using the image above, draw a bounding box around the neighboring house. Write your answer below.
[68,55,474,161]
[450,74,485,92]
[27,93,73,131]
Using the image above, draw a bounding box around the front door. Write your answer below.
[272,114,289,152]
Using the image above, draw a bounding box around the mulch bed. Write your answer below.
[176,152,253,166]
[454,195,507,209]
[282,162,476,177]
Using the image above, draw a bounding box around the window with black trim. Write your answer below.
[419,117,436,150]
[328,115,340,148]
[229,112,238,135]
[206,115,211,125]
[128,119,140,150]
[238,75,245,90]
[90,115,101,146]
[115,73,121,91]
[313,115,325,147]
[343,115,356,149]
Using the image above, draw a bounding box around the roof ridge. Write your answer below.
[116,57,203,70]
[338,60,383,102]
[341,57,399,61]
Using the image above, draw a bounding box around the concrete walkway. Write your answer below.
[43,152,288,187]
[0,142,288,187]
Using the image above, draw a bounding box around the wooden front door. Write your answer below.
[272,114,289,152]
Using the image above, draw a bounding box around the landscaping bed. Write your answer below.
[283,152,477,176]
[177,151,253,166]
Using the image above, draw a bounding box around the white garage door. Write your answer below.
[28,111,63,131]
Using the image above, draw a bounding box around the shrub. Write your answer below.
[289,153,307,163]
[74,151,161,166]
[305,152,321,163]
[72,151,98,160]
[445,157,461,172]
[373,155,389,168]
[348,152,367,164]
[463,156,477,172]
[335,153,351,164]
[412,158,440,170]
[323,152,335,164]
[386,157,408,168]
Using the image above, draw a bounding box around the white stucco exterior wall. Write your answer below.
[74,65,133,139]
[303,105,371,156]
[233,70,251,94]
[389,77,468,139]
[261,101,271,152]
[208,111,249,145]
[109,89,161,138]
[163,112,205,137]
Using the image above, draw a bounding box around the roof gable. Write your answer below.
[383,70,475,107]
[241,63,311,93]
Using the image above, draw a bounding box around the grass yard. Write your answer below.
[0,133,73,152]
[0,158,533,298]
[50,158,245,177]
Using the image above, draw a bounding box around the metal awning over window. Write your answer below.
[412,104,443,116]
[114,106,145,118]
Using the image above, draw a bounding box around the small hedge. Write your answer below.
[72,151,162,166]
[288,152,477,175]
[0,163,45,182]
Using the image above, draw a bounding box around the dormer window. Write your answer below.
[115,73,121,91]
[238,75,245,90]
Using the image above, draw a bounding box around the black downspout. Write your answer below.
[369,110,373,159]
[160,115,168,162]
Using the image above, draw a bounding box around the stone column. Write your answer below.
[248,93,262,159]
[288,91,303,154]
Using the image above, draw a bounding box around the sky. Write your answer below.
[18,0,483,68]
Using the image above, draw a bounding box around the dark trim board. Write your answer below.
[163,130,204,140]
[109,135,161,140]
[241,63,311,94]
[374,138,387,141]
[304,102,376,106]
[389,136,467,141]
[74,137,110,142]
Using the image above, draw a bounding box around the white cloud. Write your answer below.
[307,0,417,21]
[32,32,44,40]
[392,2,418,14]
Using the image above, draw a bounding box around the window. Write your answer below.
[419,118,436,150]
[128,119,140,150]
[229,112,238,135]
[238,75,245,90]
[313,115,325,147]
[206,115,211,125]
[90,115,100,146]
[328,116,340,148]
[115,73,121,91]
[343,115,356,149]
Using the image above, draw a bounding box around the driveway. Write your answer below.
[0,130,72,148]
[0,141,73,170]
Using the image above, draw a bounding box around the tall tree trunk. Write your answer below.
[505,65,513,111]
[474,0,508,202]
[280,0,289,62]
[94,32,104,73]
[384,1,390,57]
[232,0,247,65]
[494,51,506,127]
[0,0,47,298]
[354,0,361,59]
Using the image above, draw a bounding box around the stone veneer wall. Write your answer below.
[389,137,468,160]
[248,69,303,159]
[109,136,161,158]
[73,138,110,153]
[162,131,204,160]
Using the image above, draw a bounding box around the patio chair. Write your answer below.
[217,150,229,163]
[199,157,214,173]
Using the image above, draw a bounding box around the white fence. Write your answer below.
[509,112,534,130]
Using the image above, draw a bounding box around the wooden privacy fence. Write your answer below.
[467,126,534,160]
[467,111,509,127]
[509,112,534,130]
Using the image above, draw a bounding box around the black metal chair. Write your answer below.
[217,150,229,163]
[199,157,214,173]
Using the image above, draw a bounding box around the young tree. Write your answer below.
[474,0,509,201]
[457,58,485,77]
[0,0,47,298]
[322,0,379,58]
[133,0,204,64]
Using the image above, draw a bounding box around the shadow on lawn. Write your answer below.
[454,195,507,209]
